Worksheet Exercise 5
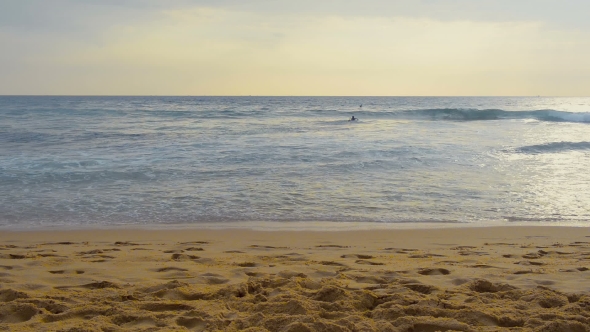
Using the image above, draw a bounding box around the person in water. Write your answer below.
[350,116,357,121]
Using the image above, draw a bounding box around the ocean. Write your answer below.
[0,96,589,230]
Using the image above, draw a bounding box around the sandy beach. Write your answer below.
[1,226,590,331]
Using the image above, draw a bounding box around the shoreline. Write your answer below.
[1,226,590,330]
[1,224,588,238]
[1,219,588,233]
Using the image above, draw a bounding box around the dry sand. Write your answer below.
[1,226,590,331]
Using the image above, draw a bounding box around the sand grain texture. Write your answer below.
[0,227,589,331]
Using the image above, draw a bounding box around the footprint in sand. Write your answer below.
[450,246,478,250]
[522,252,545,259]
[457,251,489,256]
[403,283,438,294]
[236,262,257,267]
[176,316,207,330]
[48,270,84,275]
[155,267,189,273]
[0,304,38,323]
[0,289,29,302]
[315,245,349,249]
[341,254,374,259]
[318,261,348,267]
[468,279,516,293]
[37,253,65,258]
[528,249,573,256]
[347,274,388,284]
[355,260,384,266]
[171,253,200,261]
[469,264,502,269]
[114,241,141,246]
[184,247,204,251]
[383,248,418,253]
[41,242,79,246]
[84,254,116,260]
[249,245,289,249]
[7,254,27,259]
[245,271,266,277]
[112,316,157,329]
[282,253,308,261]
[55,281,120,290]
[32,249,56,253]
[559,267,589,272]
[513,270,541,275]
[417,268,451,275]
[569,241,590,247]
[200,273,230,284]
[409,253,446,259]
[278,270,308,278]
[77,249,121,255]
[193,257,215,264]
[515,260,545,266]
[140,302,194,312]
[82,281,120,289]
[450,278,471,286]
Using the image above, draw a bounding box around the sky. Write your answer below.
[0,0,589,96]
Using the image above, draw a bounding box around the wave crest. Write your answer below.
[405,108,590,123]
[515,141,590,154]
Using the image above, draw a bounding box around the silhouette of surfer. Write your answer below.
[351,103,361,121]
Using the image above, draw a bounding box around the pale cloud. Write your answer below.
[1,1,589,95]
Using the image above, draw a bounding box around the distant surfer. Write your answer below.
[350,116,357,121]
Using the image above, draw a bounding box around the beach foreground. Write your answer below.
[1,226,590,331]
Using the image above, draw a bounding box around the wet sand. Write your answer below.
[1,226,590,331]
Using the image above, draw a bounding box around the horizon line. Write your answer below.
[0,94,584,98]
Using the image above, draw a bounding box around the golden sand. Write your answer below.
[1,226,590,331]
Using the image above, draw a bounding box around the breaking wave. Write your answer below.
[404,109,590,123]
[515,141,590,154]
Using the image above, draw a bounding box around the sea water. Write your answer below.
[0,96,589,230]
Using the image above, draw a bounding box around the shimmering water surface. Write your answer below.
[1,96,589,229]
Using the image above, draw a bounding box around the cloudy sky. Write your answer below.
[1,0,588,95]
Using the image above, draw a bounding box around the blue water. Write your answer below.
[1,96,589,229]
